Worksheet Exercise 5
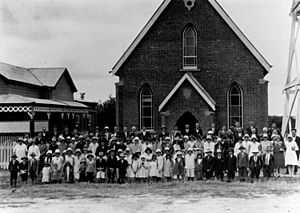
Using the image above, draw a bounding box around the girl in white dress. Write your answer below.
[73,149,82,182]
[125,148,134,182]
[285,135,299,177]
[149,154,158,182]
[131,153,140,182]
[137,155,148,183]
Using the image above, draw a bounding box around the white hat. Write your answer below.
[217,137,222,142]
[125,147,131,152]
[66,136,71,140]
[104,126,109,129]
[165,137,171,141]
[133,137,140,142]
[58,135,65,140]
[46,150,52,155]
[55,149,60,154]
[183,135,189,139]
[262,133,268,138]
[287,134,293,139]
[206,135,212,140]
[18,137,24,142]
[217,148,222,153]
[251,135,257,140]
[176,151,183,156]
[67,147,73,152]
[165,147,170,151]
[71,137,75,141]
[208,130,213,135]
[156,149,162,153]
[188,147,193,152]
[75,149,81,154]
[243,134,250,138]
[79,135,84,139]
[271,134,277,139]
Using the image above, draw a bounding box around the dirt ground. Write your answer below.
[1,172,300,213]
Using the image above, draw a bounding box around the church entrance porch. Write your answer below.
[176,111,198,134]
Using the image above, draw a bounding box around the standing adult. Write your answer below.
[285,134,299,177]
[291,128,300,174]
[13,138,28,162]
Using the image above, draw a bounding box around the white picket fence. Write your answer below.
[0,135,18,170]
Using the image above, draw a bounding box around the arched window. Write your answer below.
[228,84,243,127]
[140,86,153,130]
[183,26,197,69]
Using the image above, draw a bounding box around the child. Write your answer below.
[96,152,107,183]
[173,152,185,181]
[28,152,39,184]
[125,148,134,183]
[42,162,51,184]
[131,153,140,182]
[137,155,148,183]
[237,146,249,182]
[19,156,28,184]
[194,153,204,180]
[74,149,82,182]
[149,154,158,182]
[185,148,195,181]
[203,148,215,180]
[8,154,19,188]
[106,150,118,183]
[164,154,173,181]
[117,152,128,184]
[214,149,225,181]
[249,150,263,183]
[64,147,74,183]
[51,149,64,184]
[225,148,236,182]
[156,149,164,182]
[79,159,87,182]
[262,146,274,178]
[86,153,96,183]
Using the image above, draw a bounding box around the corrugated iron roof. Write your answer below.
[29,68,66,87]
[0,62,77,91]
[0,62,42,86]
[0,94,87,108]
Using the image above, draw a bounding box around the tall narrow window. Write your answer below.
[140,86,153,130]
[183,26,197,69]
[228,84,243,127]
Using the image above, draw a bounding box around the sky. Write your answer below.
[0,0,294,115]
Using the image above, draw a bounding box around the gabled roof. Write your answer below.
[29,68,77,91]
[159,73,216,111]
[0,62,42,86]
[0,62,77,91]
[112,0,271,75]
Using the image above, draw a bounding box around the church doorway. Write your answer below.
[176,111,198,134]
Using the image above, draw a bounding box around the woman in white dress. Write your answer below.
[284,135,299,177]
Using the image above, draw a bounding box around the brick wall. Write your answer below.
[116,0,269,133]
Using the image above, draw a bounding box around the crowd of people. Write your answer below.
[8,122,300,188]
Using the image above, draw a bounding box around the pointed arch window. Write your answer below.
[228,84,243,127]
[183,26,197,69]
[140,86,153,130]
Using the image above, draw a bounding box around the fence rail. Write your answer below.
[0,135,18,170]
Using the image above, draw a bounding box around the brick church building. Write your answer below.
[112,0,271,134]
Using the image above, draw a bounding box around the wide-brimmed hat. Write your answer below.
[165,137,171,141]
[271,134,277,139]
[71,137,75,141]
[66,147,73,153]
[243,134,250,139]
[21,156,28,160]
[216,148,222,153]
[176,151,183,156]
[55,149,60,154]
[125,147,131,152]
[156,149,162,153]
[206,135,212,140]
[75,149,81,154]
[164,147,170,151]
[11,154,17,159]
[145,147,152,153]
[133,137,140,142]
[187,147,193,152]
[251,135,257,140]
[161,125,166,129]
[104,126,109,130]
[92,136,98,141]
[205,148,213,153]
[17,137,24,142]
[287,134,293,139]
[46,150,53,155]
[66,136,71,140]
[252,150,259,154]
[262,134,268,138]
[58,135,65,140]
[87,153,94,158]
[30,152,36,156]
[238,146,246,150]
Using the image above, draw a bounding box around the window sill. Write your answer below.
[180,68,200,72]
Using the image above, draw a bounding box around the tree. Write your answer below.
[96,96,116,131]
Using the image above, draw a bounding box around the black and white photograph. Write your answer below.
[0,0,300,212]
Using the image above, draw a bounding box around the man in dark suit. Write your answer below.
[225,148,236,182]
[237,146,249,182]
[28,152,39,184]
[118,127,130,143]
[158,126,169,141]
[129,126,138,139]
[182,124,192,137]
[262,146,274,178]
[50,125,60,142]
[246,121,258,136]
[9,154,19,188]
[139,126,151,141]
[291,128,300,174]
[193,123,203,139]
[249,150,263,183]
[41,127,50,143]
[203,149,215,180]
